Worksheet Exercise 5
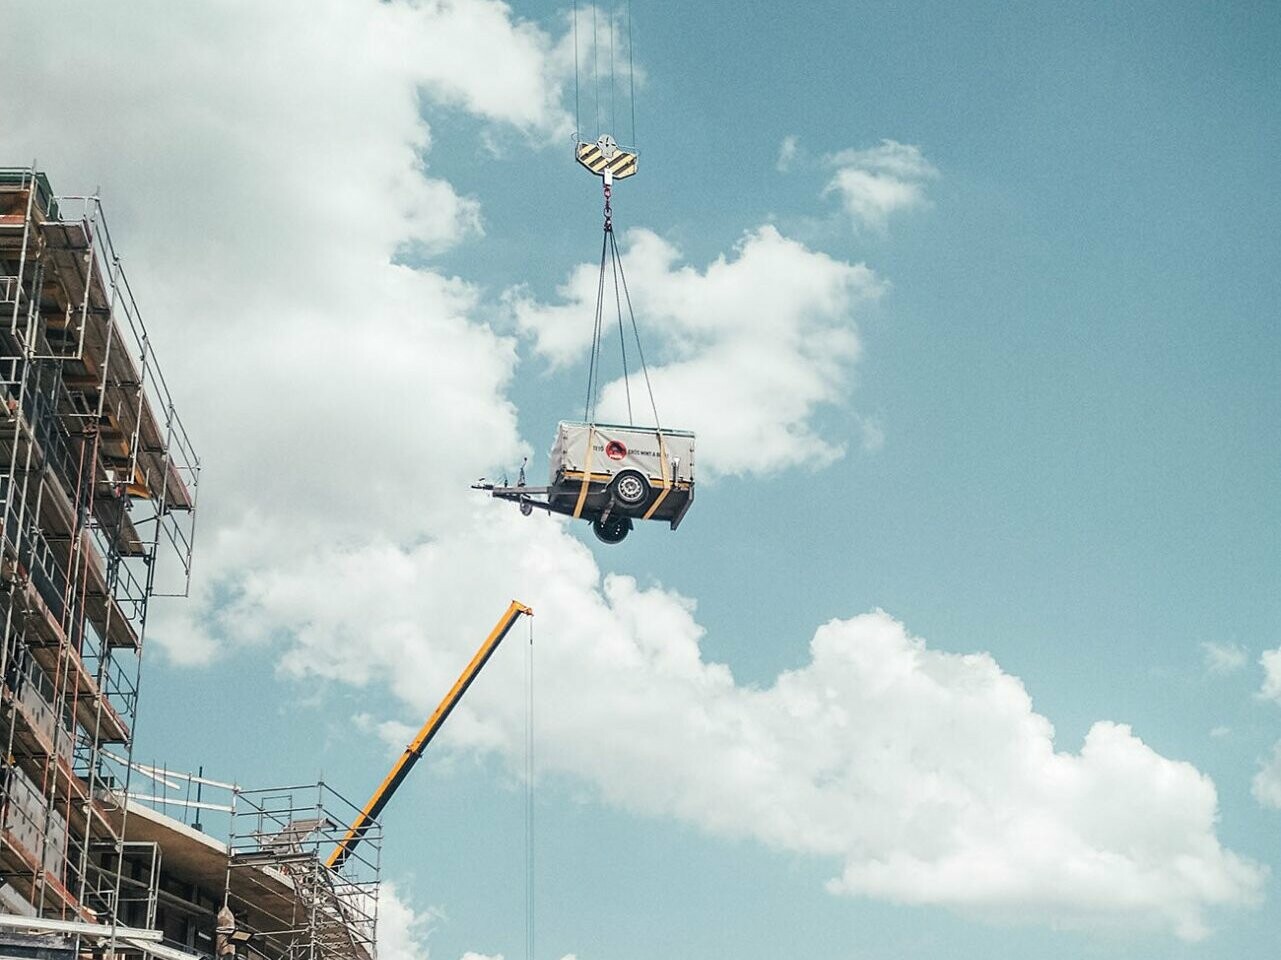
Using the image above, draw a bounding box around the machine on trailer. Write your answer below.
[477,421,694,544]
[476,105,698,544]
[472,144,699,546]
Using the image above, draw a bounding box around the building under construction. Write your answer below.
[0,168,379,960]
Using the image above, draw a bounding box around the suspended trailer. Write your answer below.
[478,31,696,544]
[476,421,694,544]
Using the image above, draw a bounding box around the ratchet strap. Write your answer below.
[642,432,672,520]
[572,426,596,519]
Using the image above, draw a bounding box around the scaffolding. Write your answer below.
[227,785,380,960]
[99,763,381,960]
[0,166,199,954]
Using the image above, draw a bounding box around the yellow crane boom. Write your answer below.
[327,600,534,870]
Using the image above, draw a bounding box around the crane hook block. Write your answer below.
[577,135,638,181]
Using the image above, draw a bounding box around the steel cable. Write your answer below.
[525,615,535,960]
[583,226,610,422]
[610,228,661,427]
[611,233,633,424]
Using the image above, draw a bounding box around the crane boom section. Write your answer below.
[327,600,534,870]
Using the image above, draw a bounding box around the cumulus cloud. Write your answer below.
[354,714,420,757]
[512,226,882,476]
[406,0,572,137]
[0,2,1265,943]
[1201,641,1247,674]
[1253,742,1281,810]
[218,517,1265,941]
[377,883,439,960]
[1260,647,1281,703]
[825,139,938,231]
[385,883,565,960]
[0,0,567,656]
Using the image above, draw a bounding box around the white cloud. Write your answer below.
[512,226,882,477]
[858,415,886,452]
[354,714,420,756]
[1260,647,1281,703]
[1,4,1265,943]
[405,0,572,138]
[777,134,801,173]
[1252,742,1281,810]
[385,882,559,960]
[1201,641,1247,674]
[824,140,938,231]
[829,141,936,178]
[216,515,1265,941]
[377,883,439,960]
[0,0,573,660]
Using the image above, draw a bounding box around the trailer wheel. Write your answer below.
[592,514,632,544]
[610,470,650,507]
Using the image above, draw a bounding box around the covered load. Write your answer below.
[474,421,695,543]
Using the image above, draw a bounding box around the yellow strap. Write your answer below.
[572,427,595,519]
[642,432,672,520]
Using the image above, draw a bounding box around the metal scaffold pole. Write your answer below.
[0,167,199,955]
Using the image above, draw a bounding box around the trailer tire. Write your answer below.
[592,514,632,544]
[610,470,650,507]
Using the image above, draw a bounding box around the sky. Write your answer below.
[3,1,1280,958]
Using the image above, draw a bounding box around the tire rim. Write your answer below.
[617,475,645,503]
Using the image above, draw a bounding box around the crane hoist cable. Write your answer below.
[471,4,695,544]
[570,3,652,428]
[627,0,636,152]
[524,613,535,960]
[571,0,637,151]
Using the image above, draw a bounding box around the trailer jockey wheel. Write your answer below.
[592,514,632,544]
[610,470,650,508]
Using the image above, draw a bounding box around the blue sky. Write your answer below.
[4,1,1279,958]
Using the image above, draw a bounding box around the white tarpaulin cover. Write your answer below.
[550,421,695,485]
